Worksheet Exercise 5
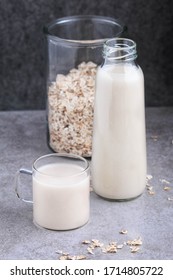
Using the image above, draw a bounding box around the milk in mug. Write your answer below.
[33,163,90,230]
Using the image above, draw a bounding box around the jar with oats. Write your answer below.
[44,15,124,157]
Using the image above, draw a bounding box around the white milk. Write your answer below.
[32,163,90,230]
[92,64,147,200]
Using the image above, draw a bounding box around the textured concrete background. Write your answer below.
[0,0,173,110]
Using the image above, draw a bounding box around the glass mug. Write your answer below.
[15,154,90,230]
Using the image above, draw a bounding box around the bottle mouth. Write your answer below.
[103,38,137,61]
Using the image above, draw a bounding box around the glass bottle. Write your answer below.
[44,16,124,157]
[92,38,147,200]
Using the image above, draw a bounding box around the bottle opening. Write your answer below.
[103,38,137,61]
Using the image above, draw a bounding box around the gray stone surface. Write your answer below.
[0,108,173,260]
[0,0,173,110]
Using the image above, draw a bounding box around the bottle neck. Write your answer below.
[103,38,137,64]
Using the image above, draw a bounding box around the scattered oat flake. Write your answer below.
[105,247,117,253]
[87,247,94,255]
[163,186,171,191]
[59,256,66,260]
[65,256,75,260]
[75,255,87,260]
[168,197,173,201]
[59,254,86,260]
[146,186,153,191]
[148,190,155,195]
[130,246,140,253]
[160,179,170,184]
[59,255,69,260]
[110,241,117,246]
[117,244,124,249]
[82,240,91,244]
[120,229,128,234]
[56,250,63,254]
[146,175,153,181]
[102,243,117,254]
[91,239,103,247]
[127,237,142,246]
[62,252,69,256]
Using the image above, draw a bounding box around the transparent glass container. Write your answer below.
[92,38,147,200]
[44,15,124,157]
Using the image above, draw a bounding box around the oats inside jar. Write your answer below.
[48,61,97,157]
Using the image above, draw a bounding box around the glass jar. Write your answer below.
[44,15,124,157]
[92,38,147,200]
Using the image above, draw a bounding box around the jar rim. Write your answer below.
[43,15,124,47]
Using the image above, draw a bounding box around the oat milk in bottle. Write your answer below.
[92,38,147,200]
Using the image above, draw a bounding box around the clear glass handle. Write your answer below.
[15,168,33,204]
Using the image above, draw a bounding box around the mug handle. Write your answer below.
[15,168,33,204]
